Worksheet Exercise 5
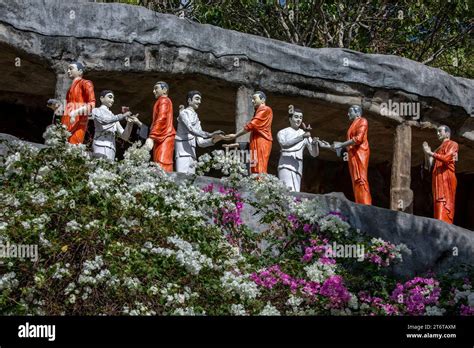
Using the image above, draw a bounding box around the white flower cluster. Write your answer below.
[318,214,351,237]
[122,302,156,316]
[78,256,111,286]
[453,283,474,306]
[425,305,447,316]
[30,214,50,230]
[259,302,281,316]
[117,217,140,235]
[160,283,198,307]
[304,260,337,283]
[239,174,291,207]
[0,272,19,290]
[42,124,70,147]
[285,294,307,315]
[229,304,248,316]
[196,149,247,178]
[65,220,82,233]
[172,306,205,316]
[169,236,214,275]
[288,198,328,225]
[51,263,71,280]
[3,152,22,177]
[123,277,142,292]
[220,271,260,300]
[122,142,151,164]
[87,167,120,196]
[30,191,48,206]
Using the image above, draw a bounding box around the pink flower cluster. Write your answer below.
[358,291,399,315]
[301,238,334,264]
[203,184,243,227]
[390,277,441,315]
[250,266,351,309]
[460,304,474,316]
[319,275,352,309]
[250,264,320,297]
[366,241,400,267]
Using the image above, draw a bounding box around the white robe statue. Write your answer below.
[175,107,214,174]
[91,105,133,160]
[277,127,318,192]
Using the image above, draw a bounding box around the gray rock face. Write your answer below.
[186,174,474,279]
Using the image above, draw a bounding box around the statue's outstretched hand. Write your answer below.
[422,141,431,153]
[212,134,226,144]
[144,138,154,151]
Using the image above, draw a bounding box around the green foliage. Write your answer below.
[129,0,473,78]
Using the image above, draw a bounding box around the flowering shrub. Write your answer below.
[390,277,441,315]
[0,124,471,316]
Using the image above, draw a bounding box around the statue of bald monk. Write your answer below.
[60,62,96,144]
[175,90,225,174]
[225,91,273,174]
[277,106,319,192]
[422,125,458,224]
[144,81,176,172]
[321,105,372,205]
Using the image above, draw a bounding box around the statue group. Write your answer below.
[50,62,459,224]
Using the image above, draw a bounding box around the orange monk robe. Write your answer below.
[244,104,273,174]
[432,139,458,224]
[61,78,95,144]
[149,96,176,172]
[346,117,372,205]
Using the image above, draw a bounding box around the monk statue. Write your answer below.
[143,81,176,172]
[175,90,225,174]
[60,62,96,144]
[422,125,458,224]
[324,105,372,205]
[277,105,319,192]
[91,90,141,160]
[224,91,273,174]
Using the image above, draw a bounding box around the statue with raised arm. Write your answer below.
[422,125,458,224]
[331,105,372,205]
[277,106,319,192]
[60,62,96,144]
[175,90,224,174]
[144,81,176,172]
[225,91,273,174]
[91,90,141,160]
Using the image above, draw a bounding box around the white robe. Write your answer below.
[91,105,133,160]
[175,107,214,174]
[277,127,318,192]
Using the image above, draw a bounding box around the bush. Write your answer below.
[0,125,472,316]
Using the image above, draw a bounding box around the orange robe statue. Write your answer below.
[149,96,176,172]
[346,117,372,205]
[61,78,96,144]
[432,140,458,224]
[244,104,273,174]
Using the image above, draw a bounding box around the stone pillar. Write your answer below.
[390,123,413,213]
[235,86,254,142]
[235,86,254,175]
[54,73,70,102]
